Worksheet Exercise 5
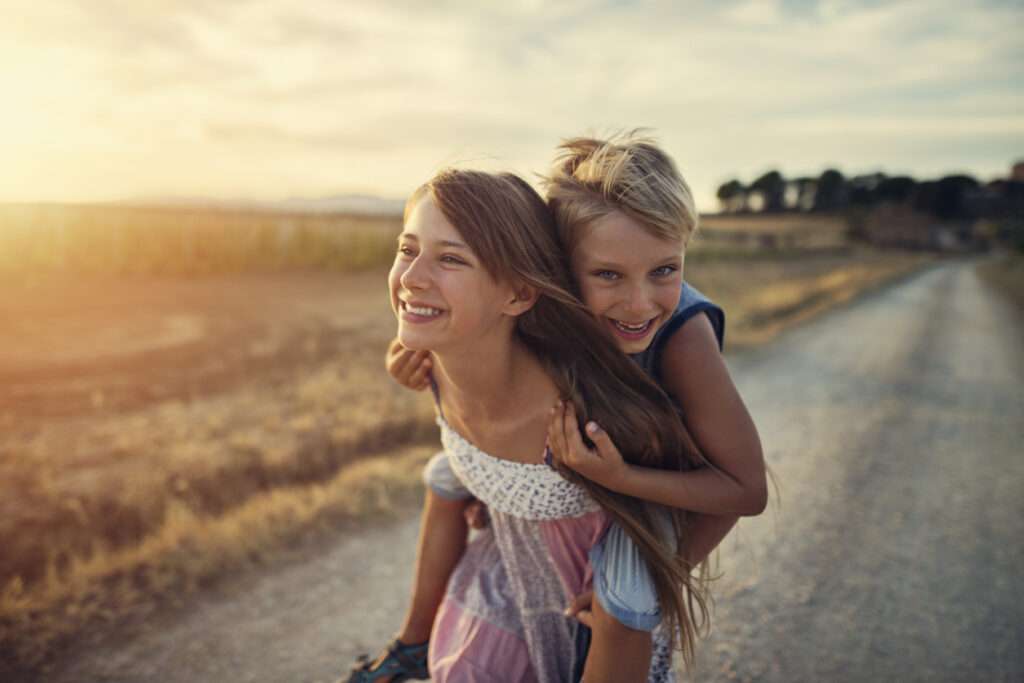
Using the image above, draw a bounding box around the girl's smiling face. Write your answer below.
[388,196,516,354]
[570,210,685,354]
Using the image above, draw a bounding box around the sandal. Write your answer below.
[342,637,430,682]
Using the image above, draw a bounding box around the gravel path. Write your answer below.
[51,259,1024,682]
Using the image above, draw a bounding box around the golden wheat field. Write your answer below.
[0,204,939,673]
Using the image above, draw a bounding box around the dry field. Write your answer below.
[697,212,849,251]
[0,206,939,675]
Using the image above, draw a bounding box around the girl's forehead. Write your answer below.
[405,197,461,239]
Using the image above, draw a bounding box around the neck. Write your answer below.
[432,333,552,426]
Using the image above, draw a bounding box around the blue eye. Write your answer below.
[651,265,677,277]
[596,270,619,280]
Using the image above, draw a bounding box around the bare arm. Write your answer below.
[582,596,652,683]
[548,314,767,516]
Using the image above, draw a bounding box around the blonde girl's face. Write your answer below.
[570,210,685,355]
[388,196,516,354]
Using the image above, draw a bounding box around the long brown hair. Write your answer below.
[414,169,710,666]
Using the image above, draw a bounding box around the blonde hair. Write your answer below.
[544,130,698,255]
[410,169,710,667]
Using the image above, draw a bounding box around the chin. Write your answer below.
[396,328,424,351]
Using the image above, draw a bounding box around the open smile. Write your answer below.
[401,300,445,321]
[607,317,656,340]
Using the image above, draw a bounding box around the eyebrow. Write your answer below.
[588,257,682,269]
[398,233,471,250]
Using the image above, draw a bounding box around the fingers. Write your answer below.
[547,400,595,474]
[387,343,433,391]
[564,589,595,627]
[585,421,617,460]
[564,589,594,616]
[406,353,433,389]
[463,499,489,529]
[562,401,588,453]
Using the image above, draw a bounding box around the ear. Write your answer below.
[502,282,540,317]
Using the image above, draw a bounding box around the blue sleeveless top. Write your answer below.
[629,281,725,385]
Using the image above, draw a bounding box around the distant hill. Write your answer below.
[111,194,406,215]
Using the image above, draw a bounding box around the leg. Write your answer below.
[582,596,653,683]
[348,490,469,682]
[398,489,470,643]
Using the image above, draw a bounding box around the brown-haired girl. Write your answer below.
[349,168,711,682]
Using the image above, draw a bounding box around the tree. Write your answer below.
[912,175,980,219]
[876,176,917,203]
[935,174,980,220]
[750,170,786,213]
[786,177,816,211]
[716,179,748,213]
[848,173,887,206]
[813,169,847,212]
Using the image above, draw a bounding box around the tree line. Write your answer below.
[716,166,1024,222]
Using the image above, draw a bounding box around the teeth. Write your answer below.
[613,319,651,333]
[406,303,442,317]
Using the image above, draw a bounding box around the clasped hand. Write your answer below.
[546,399,630,492]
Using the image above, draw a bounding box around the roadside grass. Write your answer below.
[686,246,940,348]
[0,203,401,274]
[975,252,1024,319]
[0,205,943,676]
[1,444,436,674]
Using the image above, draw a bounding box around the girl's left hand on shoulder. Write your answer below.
[547,400,628,490]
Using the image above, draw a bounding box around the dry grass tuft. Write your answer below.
[0,445,435,673]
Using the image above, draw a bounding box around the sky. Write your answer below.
[1,0,1022,212]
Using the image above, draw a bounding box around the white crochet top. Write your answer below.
[437,415,600,521]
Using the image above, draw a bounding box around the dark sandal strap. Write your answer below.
[386,638,429,671]
[346,638,429,682]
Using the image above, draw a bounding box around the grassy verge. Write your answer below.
[0,444,436,674]
[686,247,941,348]
[975,252,1024,319]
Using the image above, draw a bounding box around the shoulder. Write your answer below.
[658,285,727,402]
[673,281,724,351]
[661,314,722,385]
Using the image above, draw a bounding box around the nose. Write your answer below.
[399,253,430,291]
[623,282,651,318]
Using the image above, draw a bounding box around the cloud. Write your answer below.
[0,0,1021,207]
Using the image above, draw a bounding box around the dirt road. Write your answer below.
[50,259,1024,682]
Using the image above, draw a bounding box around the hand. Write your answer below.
[564,589,594,627]
[547,400,629,492]
[386,338,433,391]
[462,498,489,529]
